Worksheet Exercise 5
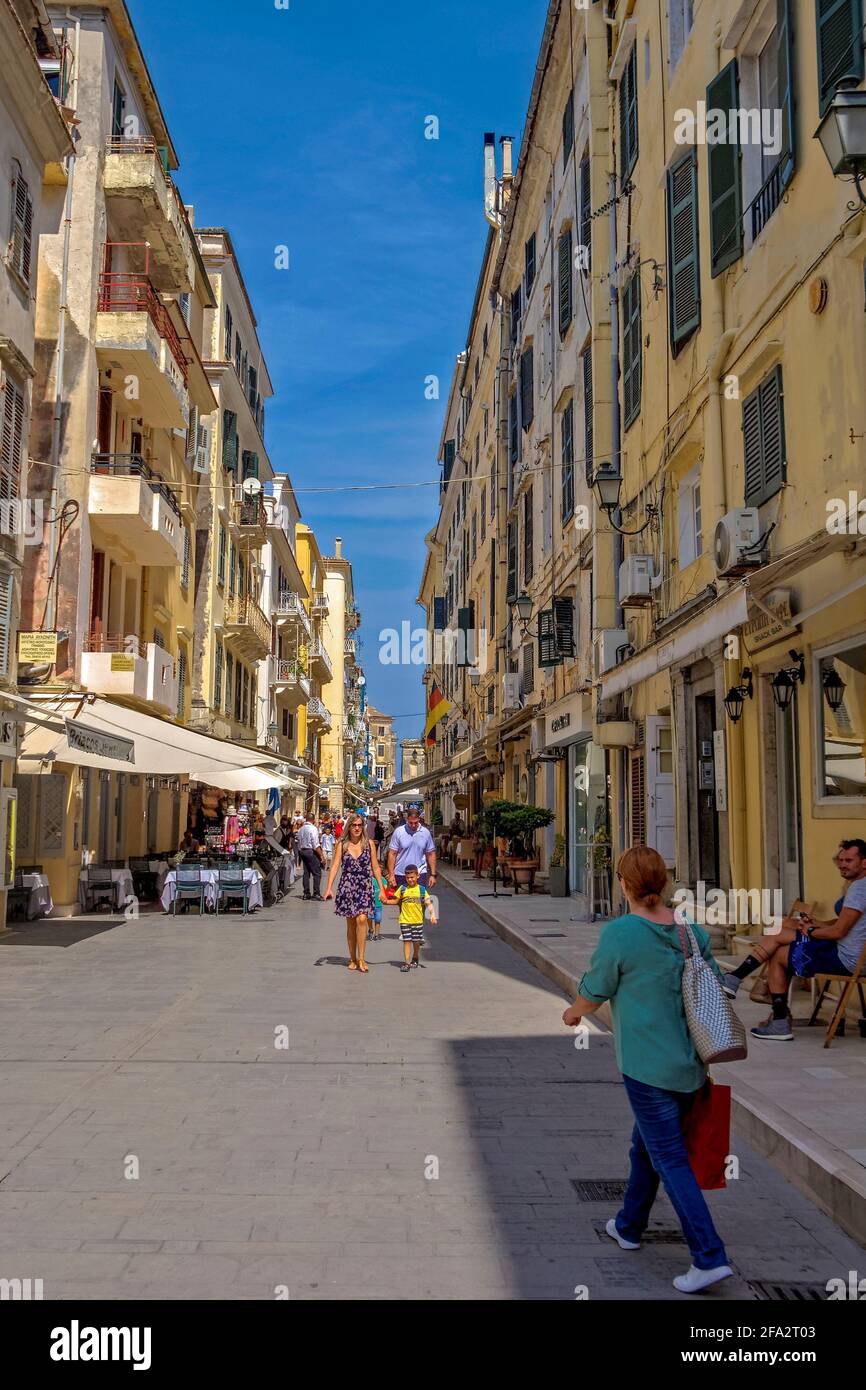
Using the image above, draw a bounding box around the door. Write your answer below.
[570,738,607,895]
[694,695,719,888]
[98,772,111,863]
[115,774,126,858]
[646,715,675,866]
[775,694,803,906]
[97,388,113,454]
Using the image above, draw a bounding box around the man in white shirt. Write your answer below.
[295,813,324,900]
[387,806,437,889]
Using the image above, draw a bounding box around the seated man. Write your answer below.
[722,838,866,1041]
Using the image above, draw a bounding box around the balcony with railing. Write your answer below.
[95,249,189,428]
[307,638,332,682]
[89,453,184,566]
[80,633,176,715]
[344,637,357,665]
[751,161,783,242]
[274,589,312,639]
[103,138,196,292]
[272,658,311,709]
[307,696,332,731]
[231,487,267,537]
[222,594,272,660]
[311,592,329,618]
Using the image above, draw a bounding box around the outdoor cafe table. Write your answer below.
[78,867,135,911]
[160,867,263,912]
[22,872,53,919]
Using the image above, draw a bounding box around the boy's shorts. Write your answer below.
[399,923,424,944]
[790,930,851,978]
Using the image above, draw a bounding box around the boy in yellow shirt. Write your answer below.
[396,864,436,972]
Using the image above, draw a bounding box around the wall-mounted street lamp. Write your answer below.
[592,464,658,536]
[822,664,847,713]
[770,651,806,713]
[468,670,481,688]
[815,79,866,207]
[723,668,754,724]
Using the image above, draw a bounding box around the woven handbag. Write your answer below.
[676,918,748,1064]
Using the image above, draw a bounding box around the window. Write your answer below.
[579,155,591,272]
[218,524,227,586]
[474,359,480,389]
[562,88,575,166]
[480,487,486,543]
[214,642,223,708]
[0,374,25,500]
[622,271,642,429]
[561,400,574,522]
[181,527,191,590]
[229,541,236,597]
[224,305,233,360]
[376,765,387,781]
[817,0,864,114]
[524,233,536,297]
[506,520,518,601]
[234,332,242,377]
[483,323,489,355]
[242,449,259,479]
[678,465,703,568]
[377,744,385,758]
[708,61,743,275]
[510,286,522,344]
[225,652,233,712]
[521,641,535,698]
[582,346,593,484]
[519,345,534,431]
[111,78,126,140]
[558,230,573,339]
[471,509,477,562]
[442,438,455,483]
[222,410,238,472]
[483,405,489,443]
[669,0,694,71]
[667,149,700,354]
[8,164,33,284]
[508,392,520,469]
[0,569,12,676]
[523,488,534,585]
[540,309,552,394]
[554,594,576,658]
[619,46,638,186]
[758,38,780,186]
[816,639,866,798]
[177,646,187,719]
[742,365,786,506]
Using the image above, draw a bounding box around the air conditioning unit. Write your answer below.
[502,673,522,711]
[618,554,654,605]
[529,716,546,755]
[713,507,764,576]
[594,628,630,676]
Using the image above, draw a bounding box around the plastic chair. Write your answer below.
[86,866,115,913]
[217,867,250,915]
[172,867,206,916]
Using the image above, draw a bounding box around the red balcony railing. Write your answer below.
[97,257,189,385]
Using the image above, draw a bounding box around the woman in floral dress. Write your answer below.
[324,812,386,972]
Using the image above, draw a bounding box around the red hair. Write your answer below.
[617,845,668,909]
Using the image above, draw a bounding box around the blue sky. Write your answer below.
[132,0,543,749]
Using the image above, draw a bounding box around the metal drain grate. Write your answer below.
[530,918,559,923]
[747,1281,828,1302]
[463,932,495,939]
[572,1179,627,1201]
[533,931,567,938]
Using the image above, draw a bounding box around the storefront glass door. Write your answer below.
[569,738,608,895]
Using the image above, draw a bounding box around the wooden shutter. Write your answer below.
[582,347,593,484]
[520,345,534,430]
[561,401,574,521]
[538,608,559,668]
[0,376,25,500]
[0,569,12,676]
[817,0,864,113]
[708,61,743,276]
[229,541,236,595]
[10,167,33,282]
[622,272,642,429]
[214,642,222,707]
[511,286,522,344]
[181,526,191,589]
[433,596,446,630]
[667,150,701,352]
[15,774,36,860]
[38,773,66,858]
[630,752,646,844]
[222,410,238,472]
[562,89,574,166]
[558,230,573,338]
[579,155,591,271]
[242,450,258,478]
[523,488,533,584]
[457,606,472,667]
[177,647,187,719]
[778,0,797,188]
[218,524,226,585]
[521,642,535,697]
[506,520,517,600]
[619,47,638,186]
[489,539,496,626]
[742,365,786,506]
[509,393,519,465]
[442,438,456,483]
[525,234,536,294]
[554,595,576,658]
[224,305,233,360]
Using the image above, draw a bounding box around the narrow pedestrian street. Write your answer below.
[0,887,858,1301]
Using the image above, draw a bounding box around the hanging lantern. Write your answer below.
[822,665,846,713]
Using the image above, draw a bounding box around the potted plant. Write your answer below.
[478,800,553,892]
[548,833,568,897]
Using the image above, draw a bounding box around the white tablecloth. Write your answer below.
[22,872,52,919]
[161,867,263,912]
[78,868,134,911]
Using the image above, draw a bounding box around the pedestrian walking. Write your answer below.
[295,812,325,900]
[320,824,336,868]
[396,864,436,972]
[323,812,386,973]
[561,845,733,1295]
[386,805,437,889]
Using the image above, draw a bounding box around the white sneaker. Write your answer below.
[673,1263,733,1294]
[605,1217,640,1250]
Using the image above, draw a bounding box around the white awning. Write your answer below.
[17,694,280,778]
[600,584,750,699]
[195,767,301,793]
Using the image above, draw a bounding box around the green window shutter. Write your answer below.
[510,286,522,343]
[523,487,533,584]
[817,0,864,114]
[218,525,226,585]
[229,541,236,596]
[10,168,33,282]
[778,0,797,188]
[742,365,786,506]
[506,520,517,601]
[619,47,638,186]
[222,410,238,472]
[553,595,576,658]
[525,234,536,295]
[509,392,520,465]
[622,271,642,429]
[538,608,560,668]
[708,60,743,275]
[579,155,592,271]
[214,642,222,707]
[1,376,25,500]
[562,90,574,166]
[558,229,573,339]
[241,450,259,479]
[582,347,593,485]
[176,647,187,719]
[520,345,534,430]
[667,150,701,353]
[561,401,574,522]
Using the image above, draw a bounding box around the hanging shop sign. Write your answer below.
[66,719,135,765]
[742,589,798,655]
[0,716,18,760]
[18,631,58,663]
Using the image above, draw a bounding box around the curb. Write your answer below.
[440,867,866,1248]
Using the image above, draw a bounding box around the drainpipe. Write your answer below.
[608,83,623,631]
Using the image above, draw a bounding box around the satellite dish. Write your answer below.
[242,476,263,499]
[357,674,366,686]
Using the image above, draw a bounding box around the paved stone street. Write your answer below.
[0,884,861,1301]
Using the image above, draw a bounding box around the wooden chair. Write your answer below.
[217,867,250,916]
[172,867,205,916]
[86,866,115,913]
[129,856,158,902]
[807,938,866,1047]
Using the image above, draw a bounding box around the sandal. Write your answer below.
[358,961,369,973]
[348,961,358,970]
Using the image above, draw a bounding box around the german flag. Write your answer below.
[424,679,452,746]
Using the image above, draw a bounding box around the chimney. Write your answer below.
[500,135,514,208]
[334,537,342,558]
[483,132,498,227]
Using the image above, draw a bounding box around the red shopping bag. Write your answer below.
[683,1080,731,1190]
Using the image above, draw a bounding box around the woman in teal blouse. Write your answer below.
[562,845,733,1295]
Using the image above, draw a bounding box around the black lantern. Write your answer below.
[771,668,795,712]
[593,465,623,513]
[511,593,533,623]
[822,665,846,713]
[723,668,753,724]
[815,80,866,204]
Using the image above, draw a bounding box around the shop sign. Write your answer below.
[18,631,58,663]
[110,653,136,672]
[742,589,798,654]
[713,730,727,812]
[66,719,135,765]
[544,693,585,747]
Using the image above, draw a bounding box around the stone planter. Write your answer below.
[548,864,568,897]
[509,859,539,894]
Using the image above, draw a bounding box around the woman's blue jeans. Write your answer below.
[617,1074,728,1271]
